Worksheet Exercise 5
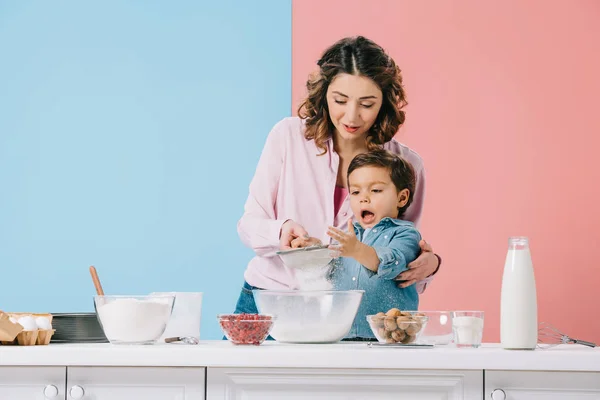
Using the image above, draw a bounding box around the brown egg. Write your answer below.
[391,329,406,342]
[371,315,385,328]
[396,316,411,330]
[405,323,418,336]
[386,308,402,318]
[402,333,416,344]
[414,319,424,331]
[384,316,398,331]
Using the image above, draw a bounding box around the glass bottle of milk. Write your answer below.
[501,236,538,350]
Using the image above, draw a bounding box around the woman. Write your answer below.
[234,36,441,314]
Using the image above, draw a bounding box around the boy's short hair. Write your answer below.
[347,149,416,218]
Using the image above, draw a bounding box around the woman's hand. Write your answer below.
[279,220,310,250]
[290,236,322,249]
[395,239,439,288]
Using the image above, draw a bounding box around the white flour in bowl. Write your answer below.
[274,321,351,343]
[96,298,172,343]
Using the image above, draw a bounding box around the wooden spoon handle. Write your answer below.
[89,266,104,296]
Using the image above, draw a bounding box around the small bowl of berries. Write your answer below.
[217,313,275,345]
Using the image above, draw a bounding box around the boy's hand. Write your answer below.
[327,220,363,258]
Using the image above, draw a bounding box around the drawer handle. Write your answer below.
[69,385,85,399]
[43,384,59,398]
[491,388,506,400]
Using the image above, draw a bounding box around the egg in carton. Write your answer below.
[0,312,55,346]
[0,311,24,344]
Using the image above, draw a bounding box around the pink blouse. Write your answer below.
[334,186,349,216]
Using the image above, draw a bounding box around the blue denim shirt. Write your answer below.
[331,217,422,339]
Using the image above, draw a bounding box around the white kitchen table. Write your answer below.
[1,341,599,399]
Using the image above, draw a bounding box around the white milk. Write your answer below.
[500,237,538,350]
[452,316,484,347]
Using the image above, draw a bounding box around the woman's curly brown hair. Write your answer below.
[297,36,408,155]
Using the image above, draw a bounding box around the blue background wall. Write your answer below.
[0,1,291,339]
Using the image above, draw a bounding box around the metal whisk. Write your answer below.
[538,322,596,348]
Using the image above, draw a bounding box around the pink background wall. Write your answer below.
[292,0,600,343]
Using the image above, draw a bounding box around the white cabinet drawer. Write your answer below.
[67,366,205,400]
[208,367,483,400]
[0,366,66,399]
[486,370,600,399]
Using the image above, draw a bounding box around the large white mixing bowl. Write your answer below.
[253,289,364,343]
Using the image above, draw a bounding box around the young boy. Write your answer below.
[326,149,422,340]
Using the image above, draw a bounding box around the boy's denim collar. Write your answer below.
[352,217,414,234]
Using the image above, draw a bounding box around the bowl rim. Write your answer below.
[217,313,276,321]
[93,295,175,299]
[400,310,453,313]
[366,314,429,321]
[252,289,365,295]
[275,245,330,255]
[450,310,485,314]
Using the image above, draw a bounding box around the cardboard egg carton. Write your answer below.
[0,311,55,346]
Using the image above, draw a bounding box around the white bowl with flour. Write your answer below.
[94,295,175,345]
[253,289,364,344]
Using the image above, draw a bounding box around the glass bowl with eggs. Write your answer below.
[366,309,429,345]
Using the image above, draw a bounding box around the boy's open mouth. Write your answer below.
[361,210,375,224]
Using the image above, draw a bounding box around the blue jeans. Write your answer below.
[223,281,274,340]
[233,281,261,314]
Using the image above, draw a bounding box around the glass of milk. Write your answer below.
[451,311,484,348]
